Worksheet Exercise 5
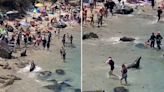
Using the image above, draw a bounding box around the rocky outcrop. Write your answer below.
[83,32,99,40]
[0,74,21,88]
[113,87,129,92]
[120,36,135,42]
[56,69,65,75]
[0,40,12,59]
[114,5,133,14]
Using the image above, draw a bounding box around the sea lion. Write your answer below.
[127,56,141,69]
[29,61,36,72]
[20,49,27,57]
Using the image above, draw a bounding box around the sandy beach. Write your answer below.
[0,1,81,92]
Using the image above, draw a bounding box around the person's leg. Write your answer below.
[125,77,128,84]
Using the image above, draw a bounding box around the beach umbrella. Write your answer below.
[35,3,44,7]
[0,28,6,34]
[33,8,37,13]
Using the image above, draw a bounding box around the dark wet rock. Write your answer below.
[113,87,129,92]
[20,49,26,57]
[127,56,141,69]
[83,32,99,40]
[75,88,81,92]
[0,74,21,88]
[0,40,12,59]
[114,5,133,14]
[44,80,72,92]
[83,90,105,92]
[56,69,65,75]
[120,36,135,42]
[135,43,147,49]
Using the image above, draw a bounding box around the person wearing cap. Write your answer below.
[105,57,115,77]
[156,32,163,50]
[120,64,128,85]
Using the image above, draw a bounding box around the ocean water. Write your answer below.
[83,15,164,92]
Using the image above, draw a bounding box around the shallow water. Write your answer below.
[83,14,164,92]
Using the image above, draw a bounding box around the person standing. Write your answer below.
[151,0,155,9]
[118,0,121,3]
[42,35,47,49]
[62,34,66,46]
[90,13,94,26]
[97,11,103,27]
[62,49,66,62]
[105,57,115,77]
[70,34,73,44]
[149,32,156,48]
[157,7,162,22]
[24,35,28,47]
[120,64,128,85]
[156,32,163,50]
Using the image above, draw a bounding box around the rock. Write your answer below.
[83,32,99,40]
[113,87,129,92]
[83,90,105,92]
[56,69,65,75]
[0,40,12,59]
[20,49,27,57]
[15,61,28,68]
[120,36,135,42]
[0,74,21,88]
[75,89,81,92]
[114,5,133,14]
[38,71,52,77]
[1,78,15,88]
[127,56,141,69]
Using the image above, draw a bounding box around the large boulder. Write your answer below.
[56,69,65,75]
[83,32,99,40]
[120,36,135,42]
[114,87,129,92]
[114,5,134,14]
[0,40,12,59]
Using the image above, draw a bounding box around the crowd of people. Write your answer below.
[0,0,80,63]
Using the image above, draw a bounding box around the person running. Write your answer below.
[120,64,128,85]
[105,57,116,77]
[157,7,162,22]
[149,32,156,48]
[156,32,163,50]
